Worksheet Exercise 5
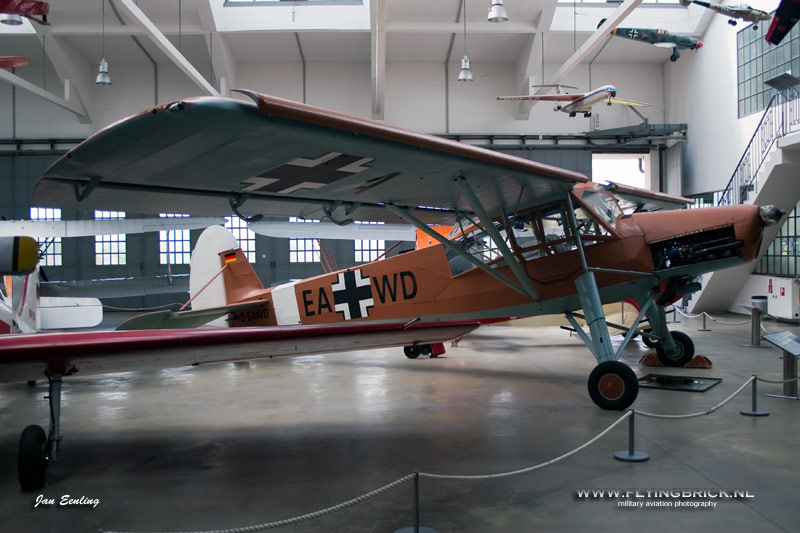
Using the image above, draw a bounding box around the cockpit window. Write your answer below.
[578,190,622,232]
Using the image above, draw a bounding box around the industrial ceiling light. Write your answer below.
[1,14,24,26]
[487,0,508,23]
[458,0,473,82]
[95,0,111,85]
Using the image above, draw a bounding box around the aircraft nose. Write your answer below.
[696,41,703,49]
[609,88,617,97]
[759,205,784,226]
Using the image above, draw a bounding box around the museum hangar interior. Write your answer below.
[0,1,798,532]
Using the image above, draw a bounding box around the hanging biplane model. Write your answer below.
[765,0,800,45]
[680,0,771,29]
[598,18,703,62]
[3,90,782,490]
[497,84,649,118]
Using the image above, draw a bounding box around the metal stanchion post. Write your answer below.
[698,313,711,332]
[740,377,769,416]
[396,472,438,533]
[614,412,649,462]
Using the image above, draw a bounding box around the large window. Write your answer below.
[95,210,126,266]
[159,213,191,265]
[737,15,800,117]
[755,201,800,276]
[289,217,320,263]
[29,207,61,266]
[224,216,256,263]
[354,220,385,263]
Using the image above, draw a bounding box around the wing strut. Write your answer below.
[384,204,530,298]
[454,177,539,302]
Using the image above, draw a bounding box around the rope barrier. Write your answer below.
[755,374,800,384]
[673,307,750,325]
[636,376,755,419]
[419,411,632,481]
[101,474,416,533]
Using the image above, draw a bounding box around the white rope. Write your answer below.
[756,374,800,384]
[673,307,750,325]
[100,474,416,533]
[636,376,755,419]
[419,411,632,481]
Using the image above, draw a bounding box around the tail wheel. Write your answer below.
[403,345,421,359]
[655,330,694,367]
[588,361,639,410]
[18,425,48,491]
[641,328,658,348]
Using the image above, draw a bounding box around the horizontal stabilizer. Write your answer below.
[248,220,416,241]
[116,300,268,330]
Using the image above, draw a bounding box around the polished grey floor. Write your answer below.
[0,314,798,532]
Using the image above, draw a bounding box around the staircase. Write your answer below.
[688,95,800,313]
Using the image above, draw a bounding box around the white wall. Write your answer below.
[663,0,779,196]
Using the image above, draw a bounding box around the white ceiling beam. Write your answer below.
[36,32,93,124]
[386,21,538,33]
[513,34,540,120]
[47,24,205,36]
[111,0,219,97]
[197,5,236,98]
[0,69,86,119]
[517,0,644,118]
[370,0,386,121]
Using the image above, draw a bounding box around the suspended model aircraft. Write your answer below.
[599,18,703,62]
[680,0,771,28]
[0,0,49,25]
[765,0,800,45]
[497,84,649,118]
[5,90,782,490]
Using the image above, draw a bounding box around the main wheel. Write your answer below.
[588,361,639,410]
[655,330,694,367]
[670,53,679,62]
[18,425,48,491]
[403,345,421,359]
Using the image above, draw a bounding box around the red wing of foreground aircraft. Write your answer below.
[5,90,782,490]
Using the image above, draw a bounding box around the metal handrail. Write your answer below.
[715,91,800,207]
[717,94,783,206]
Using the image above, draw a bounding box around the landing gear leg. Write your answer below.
[568,272,639,410]
[18,373,63,490]
[642,303,694,367]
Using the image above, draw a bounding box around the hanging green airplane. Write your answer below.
[598,18,703,62]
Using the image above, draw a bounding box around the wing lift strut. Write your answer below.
[385,176,539,302]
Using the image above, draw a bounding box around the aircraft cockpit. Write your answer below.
[445,188,623,276]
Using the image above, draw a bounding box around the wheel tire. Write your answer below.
[655,330,694,367]
[588,361,639,410]
[641,328,658,348]
[403,345,421,359]
[18,425,48,491]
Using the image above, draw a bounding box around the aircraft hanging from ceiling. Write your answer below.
[765,0,800,45]
[0,56,29,69]
[0,0,49,25]
[5,90,783,490]
[598,18,703,62]
[680,0,771,29]
[497,84,650,118]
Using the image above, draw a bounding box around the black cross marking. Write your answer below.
[332,270,374,320]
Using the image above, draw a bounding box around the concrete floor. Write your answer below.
[0,314,798,532]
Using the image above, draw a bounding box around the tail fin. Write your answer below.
[5,267,40,333]
[189,226,268,328]
[189,226,239,314]
[597,18,607,30]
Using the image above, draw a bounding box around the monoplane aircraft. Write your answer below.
[765,0,800,45]
[497,84,649,118]
[599,18,703,62]
[5,90,782,490]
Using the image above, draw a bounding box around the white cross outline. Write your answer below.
[331,270,374,320]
